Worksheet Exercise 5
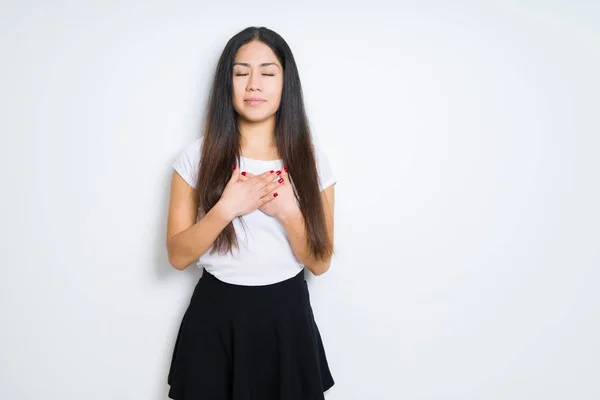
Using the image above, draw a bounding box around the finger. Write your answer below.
[279,167,294,189]
[239,170,258,182]
[239,172,250,182]
[279,167,289,181]
[260,174,285,197]
[274,168,287,186]
[259,190,279,206]
[253,170,276,187]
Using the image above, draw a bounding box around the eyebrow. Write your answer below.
[233,62,280,69]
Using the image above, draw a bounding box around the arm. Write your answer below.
[278,184,335,276]
[166,171,232,270]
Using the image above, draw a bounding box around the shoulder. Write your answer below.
[312,141,336,191]
[182,137,204,158]
[172,137,205,189]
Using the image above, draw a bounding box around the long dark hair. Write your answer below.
[195,26,332,262]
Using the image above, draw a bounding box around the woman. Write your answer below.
[166,26,336,400]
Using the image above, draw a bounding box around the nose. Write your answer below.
[246,71,262,91]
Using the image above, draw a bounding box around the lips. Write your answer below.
[244,99,266,105]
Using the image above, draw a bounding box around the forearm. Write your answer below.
[278,210,332,276]
[167,202,232,270]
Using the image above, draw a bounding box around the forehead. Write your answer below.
[234,41,280,66]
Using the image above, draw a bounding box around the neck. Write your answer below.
[238,116,277,149]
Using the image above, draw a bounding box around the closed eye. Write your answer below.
[234,73,275,76]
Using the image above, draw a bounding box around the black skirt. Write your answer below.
[167,267,335,399]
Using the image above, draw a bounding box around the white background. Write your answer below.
[1,1,599,399]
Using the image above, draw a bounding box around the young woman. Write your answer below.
[166,26,336,399]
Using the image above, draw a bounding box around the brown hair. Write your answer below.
[195,26,332,262]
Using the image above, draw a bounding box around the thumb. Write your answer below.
[227,163,240,185]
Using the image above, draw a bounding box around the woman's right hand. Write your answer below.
[216,166,283,220]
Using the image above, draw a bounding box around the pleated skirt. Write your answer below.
[167,267,335,399]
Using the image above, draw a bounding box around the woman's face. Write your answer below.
[232,41,283,123]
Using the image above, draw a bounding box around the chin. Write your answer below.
[237,110,277,123]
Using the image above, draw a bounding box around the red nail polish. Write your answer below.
[283,166,288,172]
[233,164,237,170]
[276,170,281,175]
[278,178,284,183]
[273,192,278,197]
[270,170,274,173]
[241,171,246,176]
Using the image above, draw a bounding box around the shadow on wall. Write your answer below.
[152,164,204,400]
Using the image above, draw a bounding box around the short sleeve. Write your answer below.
[314,144,336,191]
[172,138,202,189]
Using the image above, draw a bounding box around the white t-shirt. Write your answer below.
[172,137,336,285]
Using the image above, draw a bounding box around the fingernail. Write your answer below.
[273,192,278,197]
[276,170,281,175]
[270,170,274,173]
[241,171,246,176]
[233,164,237,170]
[278,178,284,183]
[283,166,288,172]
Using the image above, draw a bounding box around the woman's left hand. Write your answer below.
[238,168,300,220]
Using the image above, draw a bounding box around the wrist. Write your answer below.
[212,200,236,223]
[276,207,302,225]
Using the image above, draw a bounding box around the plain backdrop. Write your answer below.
[1,1,599,399]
